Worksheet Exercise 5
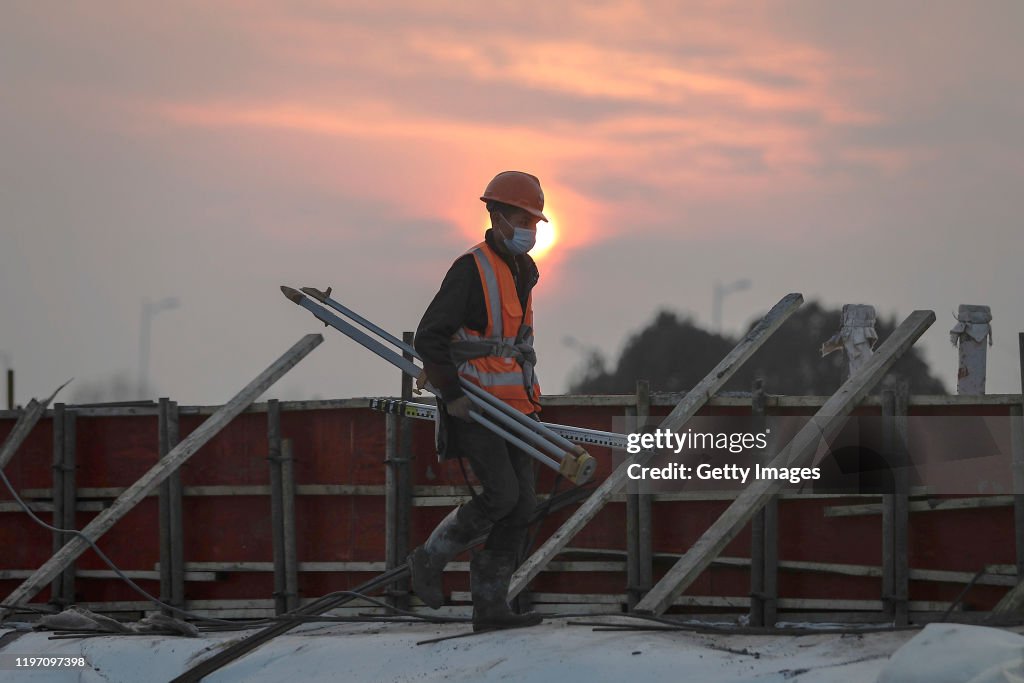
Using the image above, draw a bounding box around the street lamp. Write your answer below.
[138,296,179,399]
[0,352,11,409]
[712,278,752,333]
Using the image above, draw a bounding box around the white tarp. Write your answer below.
[0,619,921,682]
[876,623,1024,683]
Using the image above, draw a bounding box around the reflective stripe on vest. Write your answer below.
[452,241,542,414]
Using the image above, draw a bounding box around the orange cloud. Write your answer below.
[140,0,912,257]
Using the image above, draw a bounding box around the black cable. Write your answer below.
[281,591,467,624]
[0,466,242,627]
[3,436,593,637]
[940,566,988,622]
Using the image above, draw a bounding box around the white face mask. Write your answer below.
[500,215,537,255]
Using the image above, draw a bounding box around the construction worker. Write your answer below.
[409,171,547,631]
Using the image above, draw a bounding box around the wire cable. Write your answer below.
[0,466,245,627]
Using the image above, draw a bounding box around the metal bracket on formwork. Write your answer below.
[949,304,993,395]
[821,304,878,377]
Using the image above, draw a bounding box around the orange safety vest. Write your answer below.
[451,241,542,415]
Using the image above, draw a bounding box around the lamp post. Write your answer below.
[712,278,752,333]
[0,352,11,409]
[138,297,179,399]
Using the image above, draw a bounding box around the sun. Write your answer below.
[531,214,558,260]
[478,210,559,260]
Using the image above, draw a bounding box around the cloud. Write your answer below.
[4,0,1023,403]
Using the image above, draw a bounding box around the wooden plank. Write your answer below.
[0,570,217,581]
[635,380,653,606]
[167,401,184,610]
[267,399,286,615]
[567,545,1015,582]
[164,560,629,574]
[394,330,416,610]
[453,591,954,612]
[0,334,323,617]
[70,600,972,620]
[281,439,299,612]
[384,411,399,604]
[158,398,185,613]
[7,397,375,419]
[763,496,778,626]
[452,591,624,605]
[634,310,936,615]
[71,599,304,612]
[13,556,1005,585]
[711,556,1018,587]
[614,378,647,610]
[825,495,1015,517]
[413,496,473,506]
[8,486,927,502]
[49,403,66,607]
[16,483,547,500]
[159,400,172,609]
[527,393,1024,408]
[624,396,640,608]
[67,484,573,499]
[881,391,894,621]
[61,408,77,605]
[749,380,768,626]
[876,395,892,618]
[164,558,998,585]
[0,381,68,470]
[610,491,922,502]
[1,391,1019,422]
[413,493,571,507]
[881,387,909,625]
[186,398,378,415]
[508,293,804,599]
[996,400,1024,616]
[0,501,105,513]
[893,387,910,625]
[1014,335,1024,580]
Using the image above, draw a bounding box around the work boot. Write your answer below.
[408,506,486,609]
[470,550,543,632]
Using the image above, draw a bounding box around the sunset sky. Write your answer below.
[2,1,1021,405]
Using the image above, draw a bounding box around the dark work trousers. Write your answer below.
[448,415,538,555]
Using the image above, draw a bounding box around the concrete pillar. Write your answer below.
[949,304,992,395]
[821,304,878,378]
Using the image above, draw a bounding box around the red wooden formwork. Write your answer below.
[0,398,1017,615]
[1,415,58,603]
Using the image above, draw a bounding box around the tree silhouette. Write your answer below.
[569,301,947,396]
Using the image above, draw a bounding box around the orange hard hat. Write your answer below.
[480,171,548,222]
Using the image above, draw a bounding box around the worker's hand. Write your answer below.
[414,369,427,395]
[446,396,473,422]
